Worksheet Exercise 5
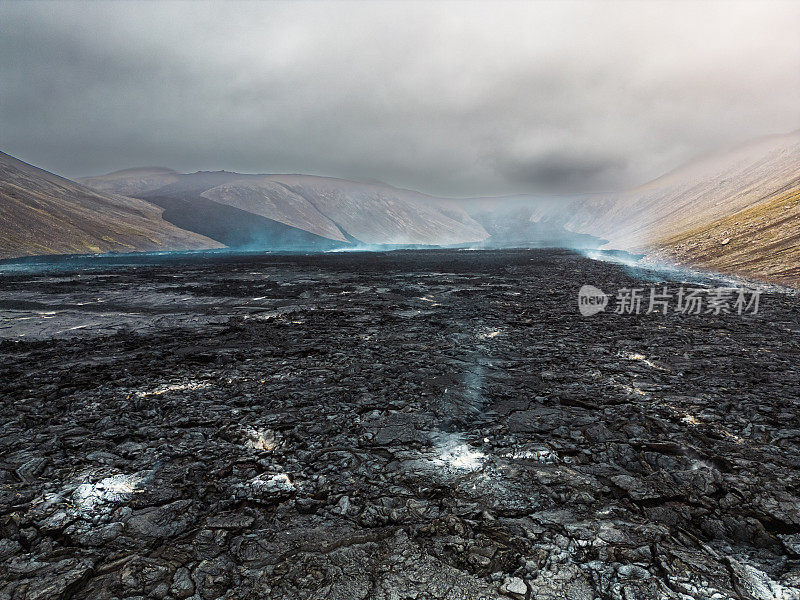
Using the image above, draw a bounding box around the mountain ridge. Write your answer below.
[3,130,798,287]
[81,170,491,247]
[0,152,221,260]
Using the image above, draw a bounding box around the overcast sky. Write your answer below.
[1,1,799,196]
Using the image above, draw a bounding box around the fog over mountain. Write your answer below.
[82,169,491,248]
[1,1,799,197]
[1,1,798,284]
[0,153,220,259]
[77,128,799,285]
[564,131,800,247]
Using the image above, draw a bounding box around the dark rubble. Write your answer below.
[1,249,799,600]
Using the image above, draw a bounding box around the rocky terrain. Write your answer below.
[1,249,799,599]
[0,153,221,260]
[651,186,800,288]
[564,131,800,251]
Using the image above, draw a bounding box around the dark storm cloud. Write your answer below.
[1,1,799,196]
[498,153,626,191]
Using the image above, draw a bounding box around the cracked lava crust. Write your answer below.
[1,249,799,600]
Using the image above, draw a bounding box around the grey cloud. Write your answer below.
[498,153,627,193]
[1,1,798,196]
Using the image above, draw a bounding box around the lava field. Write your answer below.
[1,249,799,600]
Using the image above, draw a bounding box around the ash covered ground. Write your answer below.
[1,249,799,600]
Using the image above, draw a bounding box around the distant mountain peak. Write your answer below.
[99,166,178,177]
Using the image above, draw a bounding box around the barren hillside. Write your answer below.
[0,152,221,260]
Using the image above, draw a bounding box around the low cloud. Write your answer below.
[1,1,798,196]
[498,153,626,193]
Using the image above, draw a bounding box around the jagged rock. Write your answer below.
[727,557,800,600]
[12,557,94,600]
[170,567,195,599]
[1,249,799,599]
[124,500,193,540]
[234,473,295,504]
[205,512,255,530]
[499,576,528,598]
[192,556,234,600]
